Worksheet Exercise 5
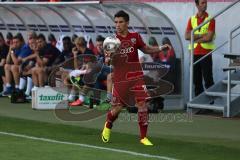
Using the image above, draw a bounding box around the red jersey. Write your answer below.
[186,12,215,55]
[112,32,149,105]
[113,32,146,81]
[116,32,146,62]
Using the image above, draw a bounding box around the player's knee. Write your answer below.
[107,73,112,81]
[11,65,19,73]
[136,100,146,107]
[31,67,38,74]
[4,64,11,70]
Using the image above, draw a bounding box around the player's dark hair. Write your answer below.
[37,33,46,42]
[114,10,129,22]
[72,34,78,42]
[149,36,158,46]
[13,32,24,42]
[162,37,172,46]
[96,35,105,42]
[48,33,56,42]
[195,0,199,5]
[6,32,13,40]
[63,36,71,42]
[0,32,4,41]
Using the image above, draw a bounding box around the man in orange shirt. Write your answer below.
[185,0,215,96]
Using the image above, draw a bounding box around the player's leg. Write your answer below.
[133,80,153,146]
[36,67,45,87]
[0,65,6,94]
[193,56,204,96]
[69,85,87,106]
[106,73,113,101]
[11,64,20,90]
[31,66,39,88]
[102,104,123,143]
[3,64,13,95]
[136,100,153,146]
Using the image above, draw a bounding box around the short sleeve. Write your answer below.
[186,18,192,32]
[208,19,215,32]
[18,45,32,58]
[136,33,146,49]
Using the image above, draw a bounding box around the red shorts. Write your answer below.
[111,79,149,106]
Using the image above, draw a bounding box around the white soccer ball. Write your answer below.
[103,36,121,53]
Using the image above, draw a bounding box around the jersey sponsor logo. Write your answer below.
[120,40,135,54]
[120,47,134,54]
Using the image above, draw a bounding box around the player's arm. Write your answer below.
[185,31,204,41]
[10,50,19,65]
[42,57,49,67]
[185,29,204,41]
[0,58,6,66]
[185,18,203,41]
[6,49,12,64]
[195,31,215,43]
[72,47,79,69]
[69,69,88,77]
[22,53,37,63]
[195,19,215,43]
[141,44,171,55]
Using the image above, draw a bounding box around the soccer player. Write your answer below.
[101,10,171,146]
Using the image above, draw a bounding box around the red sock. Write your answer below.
[138,109,149,139]
[106,111,118,129]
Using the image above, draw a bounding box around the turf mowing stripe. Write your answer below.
[0,131,178,160]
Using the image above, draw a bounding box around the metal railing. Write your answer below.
[189,0,240,101]
[226,24,240,117]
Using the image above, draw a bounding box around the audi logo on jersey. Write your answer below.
[120,47,134,54]
[120,41,135,54]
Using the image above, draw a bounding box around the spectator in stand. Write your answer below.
[61,36,74,60]
[6,32,13,47]
[94,35,113,103]
[0,32,9,95]
[158,37,176,89]
[31,34,60,89]
[72,37,94,69]
[3,33,32,96]
[71,34,78,46]
[68,37,95,106]
[148,36,161,62]
[48,33,57,47]
[19,31,38,98]
[158,37,176,66]
[95,35,105,63]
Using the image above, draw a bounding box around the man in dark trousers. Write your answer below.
[185,0,215,97]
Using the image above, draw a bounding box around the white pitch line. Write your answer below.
[0,131,179,160]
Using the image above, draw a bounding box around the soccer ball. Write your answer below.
[103,36,121,53]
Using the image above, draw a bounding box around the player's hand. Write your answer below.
[59,67,64,72]
[104,50,112,58]
[10,50,15,57]
[9,43,15,51]
[22,58,26,63]
[72,47,78,57]
[159,44,171,51]
[105,56,111,65]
